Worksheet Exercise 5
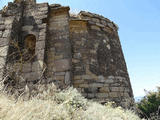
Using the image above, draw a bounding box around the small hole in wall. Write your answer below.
[42,18,47,23]
[24,34,36,56]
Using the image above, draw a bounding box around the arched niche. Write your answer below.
[24,34,36,56]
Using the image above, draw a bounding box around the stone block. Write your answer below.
[53,75,64,81]
[102,27,112,33]
[104,84,109,87]
[72,59,79,63]
[111,83,121,87]
[82,75,92,80]
[105,79,114,83]
[23,72,41,82]
[73,75,82,80]
[0,31,2,37]
[47,57,55,64]
[54,59,71,72]
[99,87,110,93]
[2,30,10,38]
[35,49,44,60]
[120,93,124,97]
[111,87,119,92]
[65,71,70,84]
[101,20,107,26]
[88,20,95,25]
[0,70,4,81]
[5,24,12,29]
[37,3,48,8]
[80,11,93,17]
[123,92,130,97]
[95,93,108,98]
[73,53,82,59]
[73,80,84,84]
[107,23,115,30]
[0,20,4,25]
[54,42,63,48]
[4,18,13,25]
[39,7,48,11]
[124,80,129,86]
[38,23,47,29]
[91,18,100,23]
[106,44,111,50]
[0,57,6,69]
[98,75,105,82]
[79,84,89,88]
[22,26,33,31]
[32,60,44,72]
[22,63,32,73]
[73,83,79,88]
[108,76,115,79]
[55,72,65,76]
[35,19,42,24]
[124,88,130,92]
[95,23,105,28]
[33,11,48,16]
[39,29,47,35]
[88,93,95,98]
[90,25,101,31]
[0,25,5,31]
[90,50,96,54]
[51,14,68,20]
[35,15,48,20]
[0,38,9,47]
[109,92,119,98]
[49,23,68,30]
[89,83,103,88]
[38,35,46,41]
[119,87,125,91]
[36,41,45,50]
[0,46,8,56]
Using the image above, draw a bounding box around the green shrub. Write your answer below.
[137,87,160,119]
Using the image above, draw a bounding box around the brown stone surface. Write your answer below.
[54,59,71,72]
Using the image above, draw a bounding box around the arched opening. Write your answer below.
[24,34,36,56]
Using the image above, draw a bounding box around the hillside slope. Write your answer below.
[0,84,140,120]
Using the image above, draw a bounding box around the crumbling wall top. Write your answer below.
[50,4,70,12]
[13,0,36,4]
[78,11,119,31]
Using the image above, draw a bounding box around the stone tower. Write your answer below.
[0,0,134,108]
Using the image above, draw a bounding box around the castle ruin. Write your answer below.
[0,0,134,108]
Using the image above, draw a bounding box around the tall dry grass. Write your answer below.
[0,84,141,120]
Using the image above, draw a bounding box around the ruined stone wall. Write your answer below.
[70,12,134,107]
[0,14,11,82]
[45,5,72,88]
[20,2,48,83]
[0,1,48,89]
[0,2,23,83]
[0,1,134,108]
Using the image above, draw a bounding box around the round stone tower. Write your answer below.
[69,11,134,108]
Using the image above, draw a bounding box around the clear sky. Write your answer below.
[1,0,160,97]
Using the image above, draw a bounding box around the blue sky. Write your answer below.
[1,0,160,97]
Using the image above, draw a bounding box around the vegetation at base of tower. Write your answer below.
[0,84,140,120]
[136,87,160,119]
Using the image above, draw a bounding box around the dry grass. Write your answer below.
[0,84,141,120]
